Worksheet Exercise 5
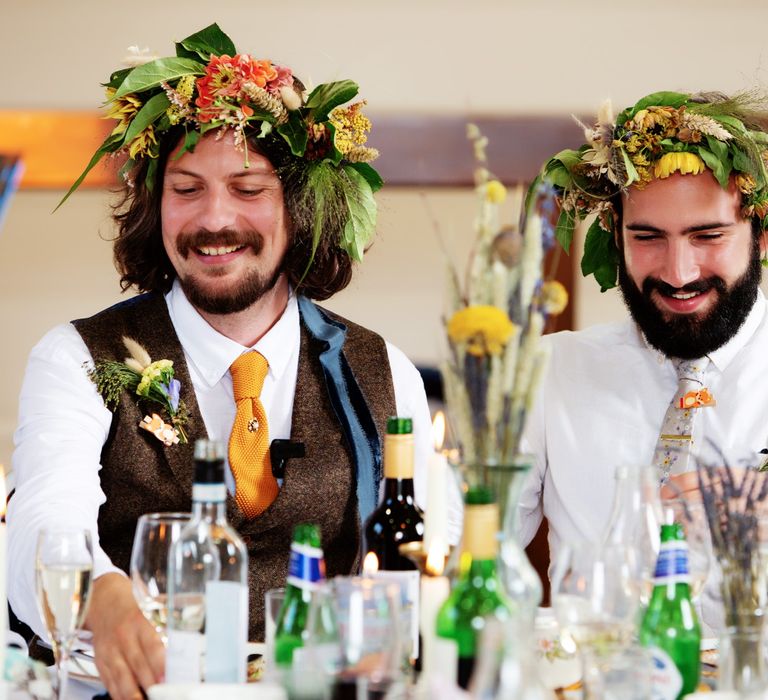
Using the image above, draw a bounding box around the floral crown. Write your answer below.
[532,91,768,291]
[61,23,382,265]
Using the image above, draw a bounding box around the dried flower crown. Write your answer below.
[531,91,768,291]
[60,23,382,266]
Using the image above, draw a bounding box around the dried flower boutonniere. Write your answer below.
[88,337,189,445]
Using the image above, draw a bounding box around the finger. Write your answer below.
[137,625,166,684]
[104,652,145,700]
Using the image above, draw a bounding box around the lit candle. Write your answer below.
[419,539,452,684]
[362,551,379,575]
[424,413,449,560]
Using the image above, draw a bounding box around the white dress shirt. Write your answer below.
[8,281,447,639]
[519,291,768,630]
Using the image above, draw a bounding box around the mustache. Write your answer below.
[175,228,264,258]
[641,275,727,297]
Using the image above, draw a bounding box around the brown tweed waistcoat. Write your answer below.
[72,292,396,641]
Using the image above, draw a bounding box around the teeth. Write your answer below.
[671,291,699,300]
[198,245,243,256]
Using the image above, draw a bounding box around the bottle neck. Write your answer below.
[383,433,414,480]
[192,482,228,523]
[383,476,416,499]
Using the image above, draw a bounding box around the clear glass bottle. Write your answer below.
[166,439,249,683]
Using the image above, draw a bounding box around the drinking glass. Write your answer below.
[330,576,409,700]
[35,529,94,700]
[129,512,191,639]
[552,542,640,700]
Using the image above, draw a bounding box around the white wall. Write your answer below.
[4,0,768,466]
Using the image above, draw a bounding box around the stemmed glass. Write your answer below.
[35,529,94,699]
[129,512,191,641]
[552,542,641,699]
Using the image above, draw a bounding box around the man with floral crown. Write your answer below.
[519,90,768,627]
[6,24,450,700]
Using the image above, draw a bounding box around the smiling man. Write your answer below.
[518,91,768,610]
[6,24,443,700]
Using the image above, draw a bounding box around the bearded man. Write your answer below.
[518,91,768,617]
[7,24,451,700]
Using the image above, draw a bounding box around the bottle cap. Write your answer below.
[386,417,413,435]
[292,522,323,548]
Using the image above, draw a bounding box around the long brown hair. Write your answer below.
[112,128,354,301]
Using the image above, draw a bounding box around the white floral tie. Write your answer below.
[653,357,715,482]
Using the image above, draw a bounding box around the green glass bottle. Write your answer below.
[274,523,327,667]
[435,488,512,689]
[639,523,701,700]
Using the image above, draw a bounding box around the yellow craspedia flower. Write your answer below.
[128,126,159,160]
[653,152,706,180]
[485,180,507,204]
[447,305,515,356]
[540,280,569,316]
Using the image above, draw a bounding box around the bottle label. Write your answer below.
[192,483,226,502]
[165,629,204,683]
[653,540,691,585]
[287,542,326,590]
[204,580,248,682]
[649,646,683,700]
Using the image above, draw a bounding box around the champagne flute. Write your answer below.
[35,529,94,699]
[129,512,191,640]
[552,542,640,700]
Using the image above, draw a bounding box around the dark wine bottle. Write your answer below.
[363,416,424,569]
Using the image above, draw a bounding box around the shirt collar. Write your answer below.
[637,289,766,372]
[166,279,300,387]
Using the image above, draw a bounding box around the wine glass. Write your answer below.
[330,576,409,700]
[129,512,190,640]
[35,529,94,699]
[552,541,640,699]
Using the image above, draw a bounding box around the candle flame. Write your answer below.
[362,551,379,574]
[425,537,446,576]
[432,412,446,452]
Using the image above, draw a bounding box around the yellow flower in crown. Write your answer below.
[447,305,515,356]
[653,152,706,180]
[103,88,143,136]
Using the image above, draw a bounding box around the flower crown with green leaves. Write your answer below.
[61,23,382,265]
[531,91,768,291]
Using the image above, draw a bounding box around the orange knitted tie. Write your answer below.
[229,351,278,518]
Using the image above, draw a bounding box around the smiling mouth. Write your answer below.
[197,244,245,257]
[668,290,704,300]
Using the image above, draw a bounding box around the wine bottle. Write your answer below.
[166,439,249,683]
[639,523,701,700]
[274,523,332,667]
[362,416,424,660]
[363,416,424,569]
[435,487,512,690]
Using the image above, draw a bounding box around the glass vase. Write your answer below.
[718,612,767,693]
[450,455,542,621]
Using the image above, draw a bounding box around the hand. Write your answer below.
[85,573,165,700]
[660,471,701,500]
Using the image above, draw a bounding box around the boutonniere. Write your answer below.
[88,337,189,445]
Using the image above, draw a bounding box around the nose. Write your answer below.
[195,188,237,233]
[661,238,700,288]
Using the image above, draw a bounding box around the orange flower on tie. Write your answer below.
[679,388,716,409]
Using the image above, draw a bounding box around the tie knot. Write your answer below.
[673,357,709,382]
[230,351,269,401]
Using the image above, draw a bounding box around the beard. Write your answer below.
[618,238,762,359]
[174,227,284,315]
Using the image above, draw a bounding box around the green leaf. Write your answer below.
[340,166,377,261]
[55,131,126,211]
[555,207,576,253]
[172,129,201,160]
[277,112,308,156]
[715,115,750,137]
[123,92,171,143]
[348,162,383,192]
[524,173,543,214]
[706,135,729,163]
[305,80,359,122]
[145,157,159,193]
[114,57,205,98]
[627,92,689,118]
[323,122,344,167]
[104,68,132,91]
[620,149,639,186]
[547,149,583,171]
[581,216,618,292]
[545,163,571,189]
[732,146,753,173]
[175,23,237,61]
[697,146,730,188]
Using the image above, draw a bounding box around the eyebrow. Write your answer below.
[164,167,275,178]
[625,221,736,234]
